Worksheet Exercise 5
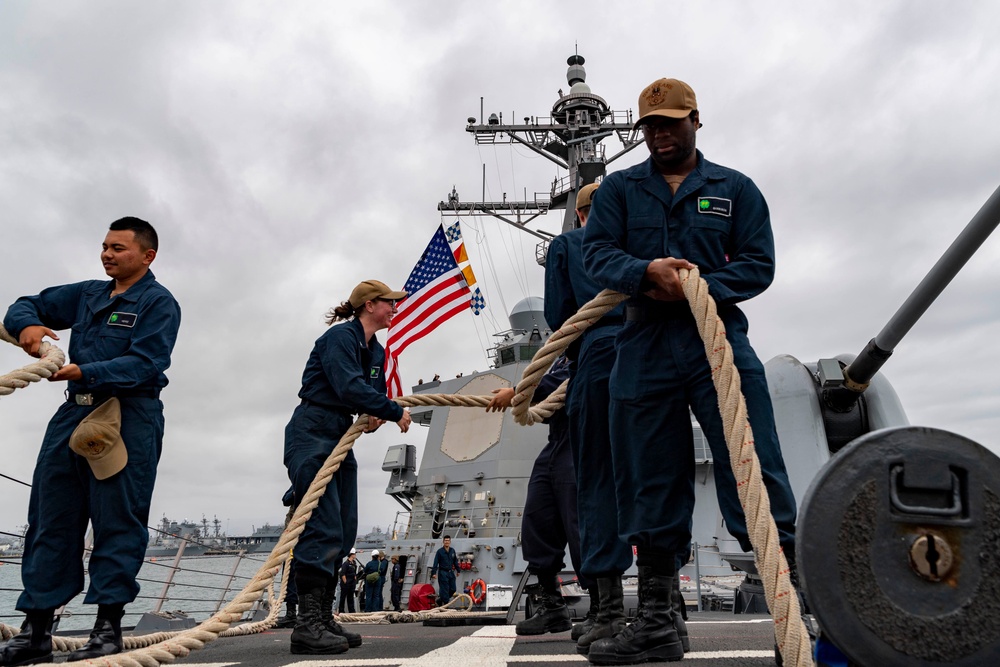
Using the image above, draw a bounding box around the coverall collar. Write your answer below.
[630,150,728,208]
[86,270,157,314]
[348,315,377,351]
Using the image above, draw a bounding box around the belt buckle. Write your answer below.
[74,393,95,406]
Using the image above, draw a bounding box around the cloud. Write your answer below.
[3,0,1000,555]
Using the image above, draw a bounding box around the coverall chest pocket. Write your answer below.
[625,215,665,259]
[690,217,731,234]
[96,325,133,359]
[687,216,732,267]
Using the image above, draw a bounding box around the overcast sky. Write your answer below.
[3,1,1000,542]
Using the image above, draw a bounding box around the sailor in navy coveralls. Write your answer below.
[582,79,798,665]
[549,183,693,655]
[1,217,180,665]
[547,183,685,653]
[430,535,459,606]
[283,279,411,655]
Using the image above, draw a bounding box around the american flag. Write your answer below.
[384,225,473,398]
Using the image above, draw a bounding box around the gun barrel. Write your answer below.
[845,182,1000,387]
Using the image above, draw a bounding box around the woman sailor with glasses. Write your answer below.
[283,280,411,655]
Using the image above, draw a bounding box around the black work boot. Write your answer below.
[290,588,349,655]
[671,576,689,653]
[321,585,362,648]
[0,610,54,666]
[275,602,297,628]
[516,575,572,636]
[577,576,626,655]
[66,621,121,661]
[67,603,124,662]
[588,566,684,665]
[571,586,600,641]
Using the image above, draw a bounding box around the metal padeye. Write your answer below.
[799,426,1000,666]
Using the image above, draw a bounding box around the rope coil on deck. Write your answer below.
[0,272,812,666]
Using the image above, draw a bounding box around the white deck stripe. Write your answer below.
[399,625,517,666]
[285,661,407,666]
[686,651,775,658]
[181,622,776,666]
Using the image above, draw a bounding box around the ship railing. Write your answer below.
[0,538,280,634]
[1,381,284,636]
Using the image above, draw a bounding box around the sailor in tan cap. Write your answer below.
[581,78,798,664]
[282,279,410,655]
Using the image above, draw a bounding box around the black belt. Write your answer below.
[67,389,160,406]
[624,302,691,323]
[300,398,349,413]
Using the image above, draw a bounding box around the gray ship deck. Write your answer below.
[110,612,778,666]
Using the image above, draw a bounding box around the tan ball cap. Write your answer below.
[69,398,127,480]
[575,183,600,210]
[634,78,697,129]
[349,280,407,310]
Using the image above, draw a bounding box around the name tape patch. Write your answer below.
[108,312,137,327]
[697,197,732,217]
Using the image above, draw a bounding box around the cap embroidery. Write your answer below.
[645,82,672,106]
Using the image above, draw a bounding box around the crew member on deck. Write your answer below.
[543,183,637,652]
[430,536,459,606]
[0,217,181,665]
[582,77,798,665]
[338,548,358,614]
[487,355,590,637]
[545,184,691,654]
[283,280,411,655]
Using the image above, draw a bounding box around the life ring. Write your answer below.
[469,578,487,605]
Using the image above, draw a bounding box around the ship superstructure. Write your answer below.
[379,298,553,606]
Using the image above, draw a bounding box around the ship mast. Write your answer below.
[439,53,643,257]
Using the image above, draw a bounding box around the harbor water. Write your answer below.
[0,553,282,633]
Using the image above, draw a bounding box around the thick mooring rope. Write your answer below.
[509,270,812,667]
[679,269,812,666]
[0,382,511,664]
[0,324,66,397]
[0,272,811,665]
[510,290,627,426]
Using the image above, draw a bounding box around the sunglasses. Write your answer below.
[376,298,400,307]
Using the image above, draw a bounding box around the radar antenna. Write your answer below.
[440,53,643,248]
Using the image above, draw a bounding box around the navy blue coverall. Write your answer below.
[376,557,388,610]
[582,151,797,559]
[284,317,404,581]
[430,545,458,605]
[363,557,382,611]
[519,356,593,589]
[544,227,633,579]
[338,558,357,613]
[4,271,181,611]
[390,561,403,611]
